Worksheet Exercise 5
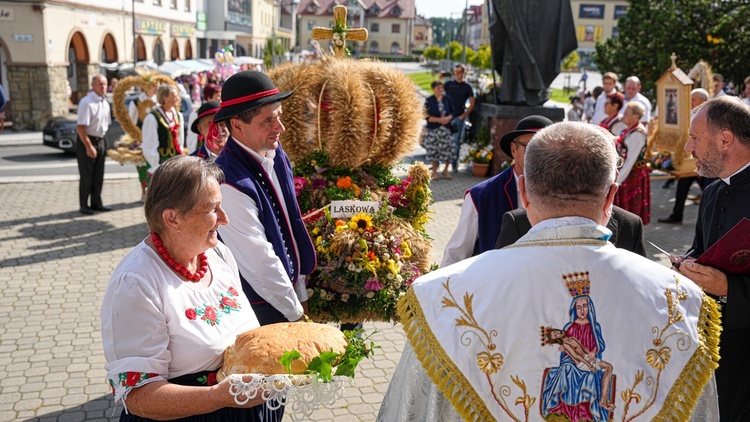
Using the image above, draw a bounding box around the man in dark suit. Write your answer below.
[495,206,646,256]
[674,96,750,420]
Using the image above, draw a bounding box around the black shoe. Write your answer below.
[658,216,682,224]
[91,205,113,212]
[79,207,94,215]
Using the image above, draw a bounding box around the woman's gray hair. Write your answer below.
[524,122,617,208]
[145,155,225,234]
[625,101,645,119]
[156,83,179,105]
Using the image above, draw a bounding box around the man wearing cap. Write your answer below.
[213,71,316,326]
[189,101,228,162]
[441,115,552,266]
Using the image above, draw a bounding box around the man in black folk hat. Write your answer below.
[442,115,553,266]
[214,71,316,326]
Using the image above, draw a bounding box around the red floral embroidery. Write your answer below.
[207,372,217,385]
[221,296,238,308]
[203,306,218,325]
[118,371,159,388]
[185,288,241,326]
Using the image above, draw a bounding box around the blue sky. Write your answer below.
[415,0,484,19]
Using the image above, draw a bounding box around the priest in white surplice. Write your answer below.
[378,123,721,422]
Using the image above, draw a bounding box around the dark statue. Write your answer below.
[489,0,578,106]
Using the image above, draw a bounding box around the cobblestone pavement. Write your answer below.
[0,166,702,421]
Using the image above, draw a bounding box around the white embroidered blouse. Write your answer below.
[100,241,259,405]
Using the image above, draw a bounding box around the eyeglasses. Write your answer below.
[616,156,625,169]
[513,140,529,148]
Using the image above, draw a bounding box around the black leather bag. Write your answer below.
[449,119,459,134]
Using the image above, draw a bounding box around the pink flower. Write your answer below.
[293,177,308,196]
[388,184,408,207]
[228,287,239,296]
[365,278,385,291]
[185,308,197,320]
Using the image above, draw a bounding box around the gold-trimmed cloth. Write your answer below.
[383,217,720,421]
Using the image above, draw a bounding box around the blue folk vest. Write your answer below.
[216,138,317,304]
[468,165,518,255]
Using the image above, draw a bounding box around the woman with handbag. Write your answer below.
[423,80,456,181]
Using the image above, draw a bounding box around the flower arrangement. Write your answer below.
[470,146,493,164]
[293,150,434,323]
[650,151,674,171]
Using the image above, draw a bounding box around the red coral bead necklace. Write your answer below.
[150,232,208,282]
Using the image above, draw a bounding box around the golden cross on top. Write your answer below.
[311,5,368,58]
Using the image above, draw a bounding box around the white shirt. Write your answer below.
[101,241,259,406]
[127,92,156,125]
[141,106,184,172]
[617,126,647,185]
[714,89,727,98]
[77,90,111,137]
[590,89,617,125]
[623,92,652,124]
[218,142,307,322]
[441,172,521,267]
[185,110,200,154]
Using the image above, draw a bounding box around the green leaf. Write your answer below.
[279,350,303,374]
[307,353,337,382]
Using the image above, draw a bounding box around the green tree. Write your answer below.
[423,45,446,61]
[469,45,492,70]
[448,41,463,62]
[561,51,580,72]
[264,38,287,68]
[594,0,750,101]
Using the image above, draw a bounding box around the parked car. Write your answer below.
[42,91,193,153]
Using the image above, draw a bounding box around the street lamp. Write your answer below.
[461,9,474,64]
[446,11,461,64]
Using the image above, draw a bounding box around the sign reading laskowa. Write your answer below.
[330,201,380,218]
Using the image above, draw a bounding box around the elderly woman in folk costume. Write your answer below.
[141,84,185,186]
[189,101,229,163]
[614,101,650,224]
[598,92,627,136]
[101,155,283,421]
[127,77,158,201]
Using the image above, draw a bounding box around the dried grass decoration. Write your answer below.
[107,73,176,164]
[268,18,432,323]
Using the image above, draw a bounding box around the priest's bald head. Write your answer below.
[519,122,619,227]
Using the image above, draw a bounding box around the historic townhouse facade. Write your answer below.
[296,0,416,56]
[0,0,196,130]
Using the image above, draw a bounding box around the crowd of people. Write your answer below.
[83,60,750,421]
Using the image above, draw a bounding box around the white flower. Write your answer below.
[307,288,315,297]
[376,234,385,242]
[348,262,356,271]
[382,253,390,260]
[333,33,341,41]
[396,274,403,283]
[366,291,375,299]
[341,293,350,302]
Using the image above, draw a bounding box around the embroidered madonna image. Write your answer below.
[541,272,615,421]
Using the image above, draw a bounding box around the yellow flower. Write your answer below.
[312,227,320,235]
[476,351,503,374]
[315,235,323,245]
[350,213,373,233]
[352,183,361,197]
[400,241,412,259]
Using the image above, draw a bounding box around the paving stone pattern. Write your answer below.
[0,169,702,421]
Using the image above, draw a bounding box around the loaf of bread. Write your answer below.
[217,322,348,381]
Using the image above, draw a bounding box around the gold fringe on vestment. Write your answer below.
[397,289,496,421]
[654,293,721,421]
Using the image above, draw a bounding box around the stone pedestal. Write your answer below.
[472,102,565,176]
